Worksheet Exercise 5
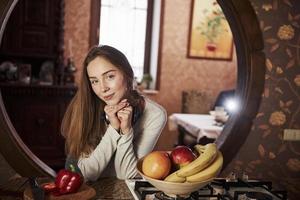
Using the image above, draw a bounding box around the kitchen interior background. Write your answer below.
[0,0,299,199]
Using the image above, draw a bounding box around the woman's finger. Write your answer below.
[117,112,126,121]
[117,110,131,115]
[118,111,130,116]
[118,106,132,114]
[105,102,128,114]
[114,101,129,111]
[121,106,133,112]
[120,99,127,103]
[118,110,132,119]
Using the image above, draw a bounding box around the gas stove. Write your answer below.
[125,178,287,200]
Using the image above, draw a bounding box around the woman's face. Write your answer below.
[87,56,127,106]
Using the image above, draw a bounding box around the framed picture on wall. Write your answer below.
[187,0,234,60]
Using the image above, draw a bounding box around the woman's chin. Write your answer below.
[104,101,113,106]
[104,99,119,106]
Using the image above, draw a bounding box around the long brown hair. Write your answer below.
[61,45,144,158]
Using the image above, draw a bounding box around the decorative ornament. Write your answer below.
[294,74,300,86]
[269,111,286,126]
[286,158,300,172]
[262,4,272,11]
[277,25,295,40]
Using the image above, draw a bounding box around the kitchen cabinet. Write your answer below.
[0,0,62,82]
[0,0,60,59]
[0,84,76,170]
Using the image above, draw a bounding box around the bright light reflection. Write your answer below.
[225,98,239,113]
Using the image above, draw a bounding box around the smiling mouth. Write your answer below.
[103,94,114,101]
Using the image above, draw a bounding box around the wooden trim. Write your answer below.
[155,0,165,90]
[0,0,18,46]
[0,84,77,96]
[186,0,194,60]
[56,0,65,85]
[143,0,154,74]
[216,0,265,168]
[89,0,100,48]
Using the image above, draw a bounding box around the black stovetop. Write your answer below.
[133,178,287,200]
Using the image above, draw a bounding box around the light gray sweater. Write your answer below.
[77,97,167,181]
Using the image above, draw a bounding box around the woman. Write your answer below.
[61,45,167,181]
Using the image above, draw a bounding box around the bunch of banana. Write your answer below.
[164,143,223,183]
[164,171,186,182]
[186,150,223,182]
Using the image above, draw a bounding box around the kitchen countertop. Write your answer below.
[0,177,134,200]
[88,177,134,200]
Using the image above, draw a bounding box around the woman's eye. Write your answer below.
[91,80,98,84]
[106,74,115,80]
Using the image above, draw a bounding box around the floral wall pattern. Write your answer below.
[222,0,300,199]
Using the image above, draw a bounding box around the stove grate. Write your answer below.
[132,179,287,200]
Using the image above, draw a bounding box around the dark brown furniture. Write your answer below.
[0,84,76,170]
[0,0,68,172]
[0,0,60,58]
[0,0,62,82]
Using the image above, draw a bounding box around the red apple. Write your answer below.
[170,146,196,169]
[142,151,171,180]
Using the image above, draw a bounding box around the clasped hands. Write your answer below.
[104,99,133,135]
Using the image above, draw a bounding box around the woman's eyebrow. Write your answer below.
[88,70,116,79]
[102,69,116,76]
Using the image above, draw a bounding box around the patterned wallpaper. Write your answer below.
[222,0,300,199]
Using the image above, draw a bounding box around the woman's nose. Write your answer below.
[101,83,109,93]
[98,79,109,92]
[102,87,109,93]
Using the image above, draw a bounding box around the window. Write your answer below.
[90,0,162,88]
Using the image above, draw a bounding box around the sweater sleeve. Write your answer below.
[114,103,167,179]
[77,125,121,181]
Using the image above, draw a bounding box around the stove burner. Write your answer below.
[130,179,287,200]
[246,191,273,200]
[154,192,196,200]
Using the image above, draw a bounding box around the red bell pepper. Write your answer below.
[54,164,83,195]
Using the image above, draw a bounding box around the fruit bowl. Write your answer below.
[136,156,214,197]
